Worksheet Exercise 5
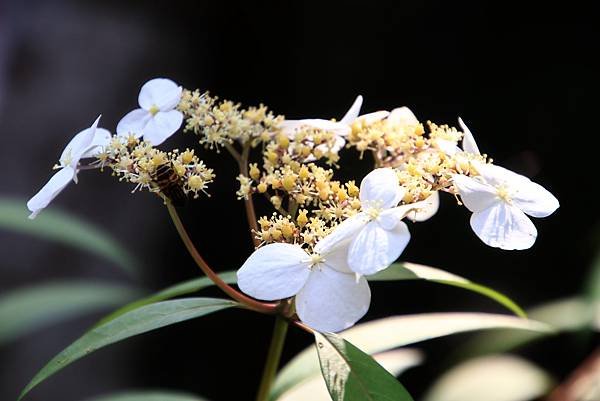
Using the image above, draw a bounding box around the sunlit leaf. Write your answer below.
[95,271,237,326]
[0,281,139,344]
[0,198,138,275]
[455,297,597,357]
[277,349,422,401]
[315,332,414,401]
[422,355,553,401]
[271,313,550,400]
[369,262,526,317]
[83,390,210,401]
[19,298,238,400]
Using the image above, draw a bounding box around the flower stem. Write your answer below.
[166,202,277,314]
[238,141,261,247]
[255,316,289,401]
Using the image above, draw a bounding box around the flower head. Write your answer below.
[237,240,370,332]
[453,162,559,250]
[27,116,110,219]
[116,78,184,146]
[317,168,425,276]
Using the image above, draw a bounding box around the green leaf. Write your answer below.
[0,198,138,275]
[455,297,597,357]
[314,332,414,401]
[422,355,553,401]
[83,390,210,401]
[276,349,422,401]
[271,313,550,401]
[369,262,526,318]
[95,271,237,326]
[0,281,139,345]
[19,298,238,400]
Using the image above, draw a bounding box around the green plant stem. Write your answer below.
[256,316,289,401]
[166,202,277,314]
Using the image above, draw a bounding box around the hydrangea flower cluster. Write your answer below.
[28,77,559,333]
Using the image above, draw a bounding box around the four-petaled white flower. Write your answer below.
[453,162,559,250]
[318,168,424,276]
[27,116,111,219]
[116,78,183,146]
[279,95,363,157]
[237,240,370,333]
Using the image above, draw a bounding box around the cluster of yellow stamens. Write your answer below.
[97,135,215,200]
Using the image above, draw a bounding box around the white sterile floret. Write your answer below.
[116,78,184,146]
[436,117,481,156]
[453,162,559,250]
[317,168,425,276]
[27,116,111,219]
[237,241,370,332]
[279,95,363,155]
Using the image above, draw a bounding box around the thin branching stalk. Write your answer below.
[166,202,276,314]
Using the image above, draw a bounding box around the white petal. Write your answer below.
[359,168,404,208]
[407,192,440,222]
[348,221,411,275]
[138,78,182,111]
[340,95,363,125]
[388,107,419,126]
[27,167,76,219]
[281,119,350,138]
[452,174,498,213]
[378,201,427,230]
[356,110,390,125]
[314,213,369,256]
[59,115,100,168]
[320,243,353,274]
[470,203,537,250]
[458,117,481,155]
[80,128,112,159]
[511,180,559,218]
[296,267,371,332]
[237,243,310,301]
[435,138,461,156]
[116,108,151,137]
[474,162,531,189]
[142,110,183,145]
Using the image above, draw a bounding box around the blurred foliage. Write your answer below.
[0,198,138,275]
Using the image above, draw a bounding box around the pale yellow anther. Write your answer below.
[309,253,325,268]
[149,105,160,116]
[496,185,512,203]
[366,207,382,220]
[297,210,309,227]
[282,174,296,192]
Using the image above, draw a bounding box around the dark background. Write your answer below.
[0,1,598,400]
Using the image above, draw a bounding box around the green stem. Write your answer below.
[255,316,289,401]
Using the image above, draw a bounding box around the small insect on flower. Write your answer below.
[153,162,187,206]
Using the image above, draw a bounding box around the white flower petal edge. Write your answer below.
[237,243,310,301]
[27,116,106,219]
[295,266,370,332]
[116,77,183,146]
[458,117,481,155]
[280,95,363,141]
[27,167,76,219]
[359,168,404,208]
[453,162,559,250]
[340,95,363,125]
[407,192,440,222]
